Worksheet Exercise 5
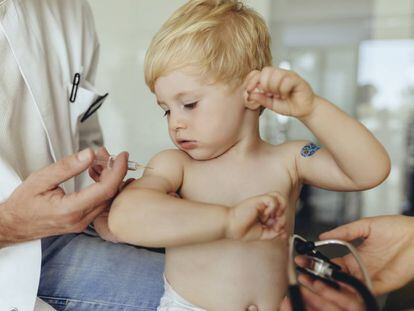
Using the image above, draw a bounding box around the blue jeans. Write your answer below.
[38,234,165,310]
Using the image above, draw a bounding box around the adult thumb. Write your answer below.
[26,148,94,194]
[319,219,371,242]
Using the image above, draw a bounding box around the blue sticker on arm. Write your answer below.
[300,142,321,158]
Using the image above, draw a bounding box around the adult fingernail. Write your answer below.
[78,148,92,162]
[116,151,129,159]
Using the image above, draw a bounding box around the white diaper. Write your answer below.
[157,276,206,311]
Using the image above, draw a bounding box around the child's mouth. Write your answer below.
[177,140,198,150]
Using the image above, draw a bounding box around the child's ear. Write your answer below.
[244,90,261,111]
[242,70,262,111]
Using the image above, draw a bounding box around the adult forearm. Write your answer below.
[0,201,18,247]
[0,200,42,246]
[300,97,390,188]
[108,189,229,248]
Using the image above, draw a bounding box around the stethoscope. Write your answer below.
[287,234,379,311]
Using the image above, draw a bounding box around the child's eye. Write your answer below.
[163,110,170,117]
[184,102,198,109]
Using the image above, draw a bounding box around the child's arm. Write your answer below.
[108,150,286,247]
[245,68,391,191]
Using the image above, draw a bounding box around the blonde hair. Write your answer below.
[144,0,272,92]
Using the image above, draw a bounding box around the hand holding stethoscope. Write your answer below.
[281,215,414,310]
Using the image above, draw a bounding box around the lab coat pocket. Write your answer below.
[68,80,107,139]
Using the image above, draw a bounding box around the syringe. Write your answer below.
[93,155,152,171]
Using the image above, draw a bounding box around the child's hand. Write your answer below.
[244,67,316,119]
[226,192,287,241]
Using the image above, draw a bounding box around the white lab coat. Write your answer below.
[0,0,104,309]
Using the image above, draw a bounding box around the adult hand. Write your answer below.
[280,274,364,311]
[0,148,128,247]
[281,215,414,310]
[319,215,414,295]
[89,147,133,242]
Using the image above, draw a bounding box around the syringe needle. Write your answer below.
[92,156,152,171]
[127,161,153,171]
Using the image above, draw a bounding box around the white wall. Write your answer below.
[89,1,185,175]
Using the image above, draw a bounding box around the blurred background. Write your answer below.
[88,1,414,307]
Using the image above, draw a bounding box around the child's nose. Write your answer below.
[169,113,187,131]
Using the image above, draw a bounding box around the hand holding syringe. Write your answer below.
[93,155,152,171]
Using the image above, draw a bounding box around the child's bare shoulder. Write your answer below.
[145,149,192,177]
[127,150,192,193]
[150,149,192,165]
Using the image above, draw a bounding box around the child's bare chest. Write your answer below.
[179,159,293,206]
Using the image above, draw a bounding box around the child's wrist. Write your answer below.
[297,95,322,123]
